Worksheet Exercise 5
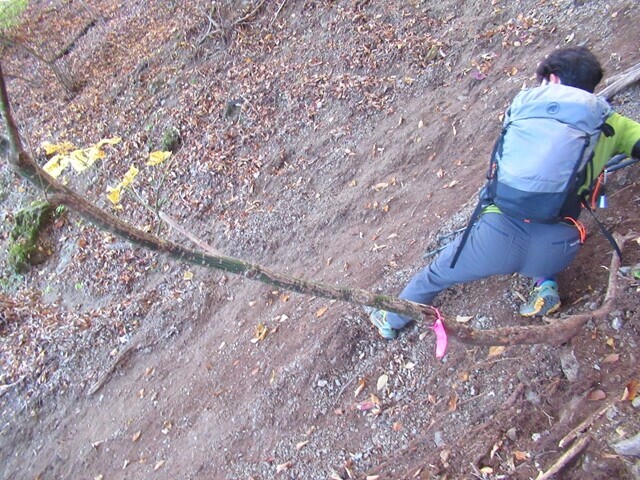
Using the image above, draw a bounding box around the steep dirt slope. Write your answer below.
[1,1,640,479]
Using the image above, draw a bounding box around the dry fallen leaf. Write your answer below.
[296,440,309,450]
[392,422,402,431]
[154,460,165,471]
[480,466,494,474]
[621,379,639,401]
[606,337,615,348]
[448,392,458,412]
[458,371,470,382]
[357,401,376,411]
[602,353,620,363]
[488,346,506,358]
[404,361,416,370]
[132,431,141,442]
[371,182,389,191]
[354,378,366,398]
[455,315,473,323]
[315,306,329,317]
[490,441,501,459]
[161,420,172,434]
[514,450,530,461]
[587,389,606,401]
[251,323,268,343]
[276,461,293,472]
[377,374,389,391]
[366,476,380,480]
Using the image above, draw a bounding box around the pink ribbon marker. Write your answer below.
[430,308,448,359]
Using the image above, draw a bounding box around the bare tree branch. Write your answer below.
[0,63,634,350]
[537,435,591,480]
[598,62,640,100]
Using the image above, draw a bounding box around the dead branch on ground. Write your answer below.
[536,435,591,480]
[598,62,640,99]
[0,63,636,350]
[559,401,616,448]
[197,0,266,46]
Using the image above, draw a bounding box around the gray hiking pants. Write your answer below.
[386,212,581,329]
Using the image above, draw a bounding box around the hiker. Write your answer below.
[369,46,640,340]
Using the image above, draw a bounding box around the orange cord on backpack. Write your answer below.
[564,217,587,243]
[590,173,604,210]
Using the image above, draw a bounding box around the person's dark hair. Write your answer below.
[536,46,603,93]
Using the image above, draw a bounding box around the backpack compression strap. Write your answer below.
[581,201,622,260]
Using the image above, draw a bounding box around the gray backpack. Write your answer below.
[489,83,612,221]
[450,84,613,268]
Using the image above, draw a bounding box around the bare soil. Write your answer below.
[1,1,640,479]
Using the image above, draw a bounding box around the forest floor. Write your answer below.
[1,0,640,479]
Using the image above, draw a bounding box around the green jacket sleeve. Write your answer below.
[581,113,640,193]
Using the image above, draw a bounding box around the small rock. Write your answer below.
[613,432,640,457]
[560,348,580,382]
[606,406,620,421]
[611,317,623,331]
[317,380,328,388]
[532,432,541,442]
[632,397,640,409]
[526,390,541,405]
[507,427,517,441]
[434,431,445,447]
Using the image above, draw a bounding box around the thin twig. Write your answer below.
[197,7,223,45]
[559,402,615,448]
[159,211,221,256]
[270,0,288,27]
[232,0,267,27]
[536,435,591,480]
[86,342,137,395]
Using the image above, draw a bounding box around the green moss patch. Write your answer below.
[7,201,57,274]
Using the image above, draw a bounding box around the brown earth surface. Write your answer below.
[1,1,640,479]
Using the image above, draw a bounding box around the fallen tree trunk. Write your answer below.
[0,63,633,349]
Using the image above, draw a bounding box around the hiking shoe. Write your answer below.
[519,280,561,317]
[368,309,398,340]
